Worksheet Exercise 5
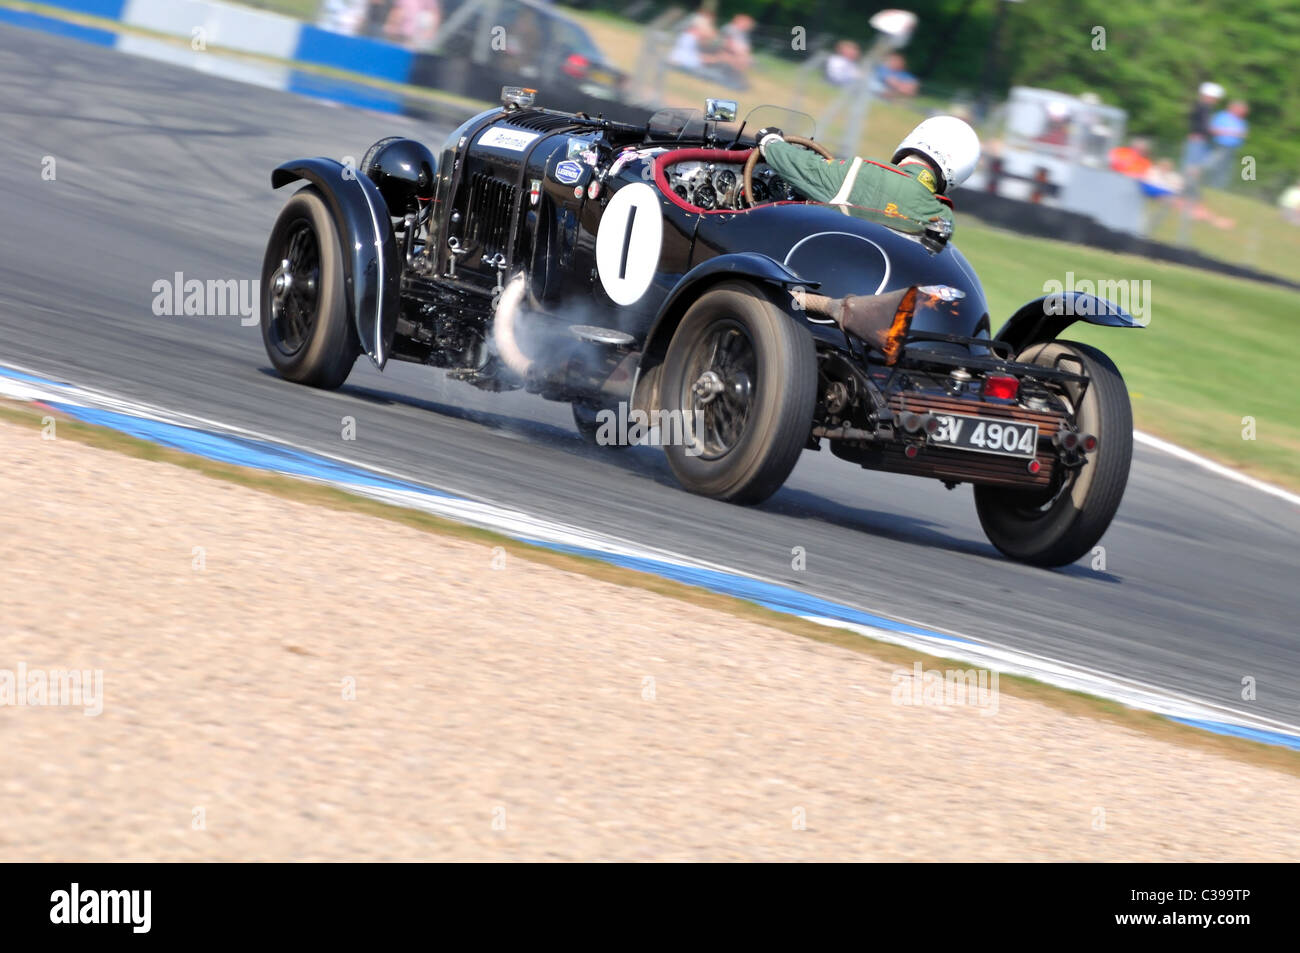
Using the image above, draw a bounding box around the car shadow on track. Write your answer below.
[762,487,1125,583]
[328,375,685,482]
[288,371,1126,582]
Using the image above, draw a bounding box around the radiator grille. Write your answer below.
[465,172,519,260]
[501,112,587,133]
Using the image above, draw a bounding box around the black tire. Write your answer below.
[659,281,817,504]
[974,340,1133,566]
[572,400,629,448]
[260,187,358,389]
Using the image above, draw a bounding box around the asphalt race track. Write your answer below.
[2,28,1298,727]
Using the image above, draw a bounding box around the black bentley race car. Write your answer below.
[259,89,1141,567]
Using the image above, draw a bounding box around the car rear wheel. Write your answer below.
[659,281,817,504]
[974,340,1133,566]
[260,187,358,389]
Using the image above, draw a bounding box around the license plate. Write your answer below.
[928,413,1039,458]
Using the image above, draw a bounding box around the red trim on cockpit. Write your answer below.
[652,147,756,213]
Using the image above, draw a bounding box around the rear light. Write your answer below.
[904,444,920,459]
[1027,459,1042,474]
[1081,434,1098,452]
[1059,431,1079,451]
[982,375,1019,400]
[562,54,589,79]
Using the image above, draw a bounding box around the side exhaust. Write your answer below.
[792,286,917,365]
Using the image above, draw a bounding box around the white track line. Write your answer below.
[4,359,1299,745]
[1134,430,1299,508]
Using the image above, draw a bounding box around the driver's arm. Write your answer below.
[759,139,846,204]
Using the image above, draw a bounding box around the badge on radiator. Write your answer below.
[555,160,584,185]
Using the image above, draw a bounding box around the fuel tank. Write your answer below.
[691,202,991,342]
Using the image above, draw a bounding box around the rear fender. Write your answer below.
[994,292,1144,354]
[272,158,399,369]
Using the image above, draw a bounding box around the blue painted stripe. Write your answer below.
[0,366,71,387]
[44,401,444,497]
[286,71,405,114]
[518,538,971,643]
[293,25,413,85]
[5,363,1300,752]
[1168,717,1300,752]
[0,7,118,46]
[39,0,125,18]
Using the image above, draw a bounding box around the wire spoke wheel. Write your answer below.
[681,319,757,460]
[259,187,358,389]
[268,222,321,358]
[974,341,1133,566]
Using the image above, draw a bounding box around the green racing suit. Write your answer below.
[761,139,954,234]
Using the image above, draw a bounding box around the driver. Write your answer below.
[756,116,980,233]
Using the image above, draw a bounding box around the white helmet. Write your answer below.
[892,116,981,193]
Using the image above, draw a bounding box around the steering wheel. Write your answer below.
[742,134,833,208]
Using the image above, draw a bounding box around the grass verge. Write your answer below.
[3,397,1298,777]
[957,222,1300,489]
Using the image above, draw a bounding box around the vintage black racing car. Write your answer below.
[259,89,1141,566]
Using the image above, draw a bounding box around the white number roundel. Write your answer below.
[595,182,663,306]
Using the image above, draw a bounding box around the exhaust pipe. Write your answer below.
[491,272,533,378]
[791,286,917,365]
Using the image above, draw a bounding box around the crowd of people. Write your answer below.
[319,3,1296,228]
[320,0,443,49]
[665,10,756,90]
[1106,81,1253,229]
[823,41,917,100]
[665,9,924,102]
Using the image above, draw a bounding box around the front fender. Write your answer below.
[994,291,1143,354]
[642,252,815,363]
[272,159,399,369]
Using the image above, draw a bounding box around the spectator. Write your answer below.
[667,9,749,90]
[320,0,368,35]
[667,11,723,73]
[364,0,393,36]
[383,0,441,50]
[1143,159,1184,196]
[872,52,918,99]
[1183,81,1222,185]
[824,39,861,88]
[1206,100,1249,188]
[718,13,755,78]
[1109,137,1152,178]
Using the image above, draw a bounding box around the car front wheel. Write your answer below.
[260,187,358,389]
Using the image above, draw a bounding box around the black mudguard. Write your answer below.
[642,252,815,363]
[272,159,400,369]
[994,291,1144,354]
